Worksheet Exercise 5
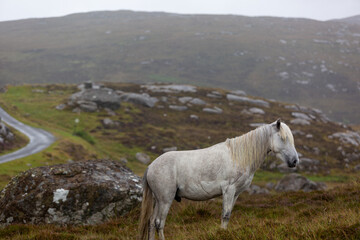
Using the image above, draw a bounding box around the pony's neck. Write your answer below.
[226,125,271,172]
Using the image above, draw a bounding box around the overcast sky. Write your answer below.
[1,0,359,22]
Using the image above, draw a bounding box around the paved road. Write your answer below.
[0,107,55,164]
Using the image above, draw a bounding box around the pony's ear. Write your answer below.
[276,119,281,130]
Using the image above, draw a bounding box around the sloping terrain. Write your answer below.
[0,11,360,123]
[0,83,359,239]
[0,82,359,182]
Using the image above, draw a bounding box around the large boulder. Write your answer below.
[69,88,121,110]
[0,160,142,226]
[274,173,326,192]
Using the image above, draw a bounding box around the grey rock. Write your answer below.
[354,164,360,171]
[275,173,326,192]
[119,93,158,108]
[102,118,115,129]
[249,123,266,128]
[226,94,269,108]
[163,147,177,153]
[0,160,142,226]
[169,105,188,111]
[230,90,247,96]
[55,104,66,111]
[249,107,265,115]
[329,131,360,146]
[32,89,45,93]
[142,84,197,93]
[0,87,7,93]
[290,118,310,125]
[291,112,312,121]
[206,91,222,98]
[265,182,275,189]
[306,134,313,138]
[297,158,320,172]
[189,98,207,105]
[69,88,121,110]
[245,185,269,195]
[104,108,116,116]
[72,107,81,113]
[78,101,98,112]
[135,152,151,165]
[190,114,199,120]
[178,97,193,104]
[84,81,93,89]
[203,107,223,114]
[0,120,14,143]
[160,96,168,103]
[284,105,299,111]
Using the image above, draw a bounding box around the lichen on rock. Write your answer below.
[0,159,142,226]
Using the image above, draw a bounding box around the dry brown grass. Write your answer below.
[1,180,359,240]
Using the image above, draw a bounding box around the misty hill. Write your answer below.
[0,10,360,123]
[334,15,360,25]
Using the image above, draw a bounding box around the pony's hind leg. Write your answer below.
[155,201,172,240]
[149,199,159,240]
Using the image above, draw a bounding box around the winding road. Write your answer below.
[0,107,55,164]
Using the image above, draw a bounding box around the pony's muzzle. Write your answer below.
[287,157,298,168]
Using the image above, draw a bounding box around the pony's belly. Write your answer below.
[178,181,223,200]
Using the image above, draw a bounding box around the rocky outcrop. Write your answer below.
[69,88,121,110]
[274,173,326,192]
[0,160,142,226]
[141,84,197,93]
[329,131,360,146]
[119,93,158,108]
[226,94,270,108]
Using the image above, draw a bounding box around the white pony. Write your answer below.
[139,119,299,240]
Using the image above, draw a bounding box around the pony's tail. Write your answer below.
[139,169,154,240]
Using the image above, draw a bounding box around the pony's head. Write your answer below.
[269,119,299,168]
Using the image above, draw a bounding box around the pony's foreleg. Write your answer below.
[221,185,237,229]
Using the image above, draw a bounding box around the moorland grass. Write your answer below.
[0,180,359,240]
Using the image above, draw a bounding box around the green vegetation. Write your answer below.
[73,129,96,145]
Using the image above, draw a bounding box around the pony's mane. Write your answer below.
[225,122,294,171]
[279,122,294,146]
[226,125,271,172]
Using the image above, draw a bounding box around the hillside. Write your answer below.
[0,82,359,184]
[0,82,360,239]
[0,11,359,124]
[334,15,360,25]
